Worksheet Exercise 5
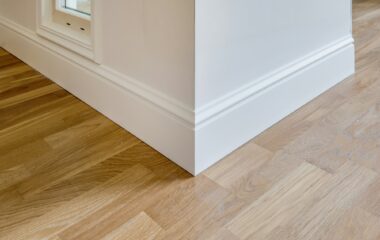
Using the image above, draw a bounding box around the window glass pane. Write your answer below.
[64,0,91,16]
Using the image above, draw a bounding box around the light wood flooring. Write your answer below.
[2,0,380,239]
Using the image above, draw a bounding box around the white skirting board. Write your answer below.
[195,42,355,174]
[0,17,355,175]
[0,18,196,174]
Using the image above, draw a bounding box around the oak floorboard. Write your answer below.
[0,165,156,240]
[100,212,163,240]
[226,162,331,239]
[1,0,380,239]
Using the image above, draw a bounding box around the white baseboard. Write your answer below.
[194,40,355,174]
[0,17,197,174]
[0,16,354,175]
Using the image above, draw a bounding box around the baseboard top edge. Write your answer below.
[0,16,354,132]
[194,35,354,128]
[0,16,196,128]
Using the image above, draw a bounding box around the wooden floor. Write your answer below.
[1,1,380,239]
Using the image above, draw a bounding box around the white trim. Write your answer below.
[0,16,355,175]
[36,0,101,62]
[37,23,93,57]
[194,42,355,174]
[0,17,196,174]
[0,14,355,131]
[195,36,354,128]
[0,16,194,127]
[90,0,102,63]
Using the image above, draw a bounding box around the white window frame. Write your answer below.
[36,0,102,63]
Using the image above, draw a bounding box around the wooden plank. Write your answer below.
[100,212,163,240]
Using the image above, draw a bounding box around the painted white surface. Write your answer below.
[195,40,354,174]
[191,0,354,173]
[0,0,195,108]
[101,0,195,108]
[0,0,354,175]
[0,0,196,173]
[195,0,352,108]
[0,18,196,173]
[36,0,100,61]
[0,0,36,30]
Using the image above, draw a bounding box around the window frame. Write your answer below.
[55,0,91,21]
[36,0,102,63]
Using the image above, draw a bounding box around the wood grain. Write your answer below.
[100,212,163,240]
[1,0,380,239]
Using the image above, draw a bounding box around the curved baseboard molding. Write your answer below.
[195,36,354,128]
[0,16,354,175]
[0,17,196,174]
[195,42,355,174]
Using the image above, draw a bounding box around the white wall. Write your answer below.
[101,0,195,108]
[0,0,354,175]
[0,0,36,30]
[193,0,354,173]
[195,0,352,108]
[0,0,197,173]
[0,0,195,108]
